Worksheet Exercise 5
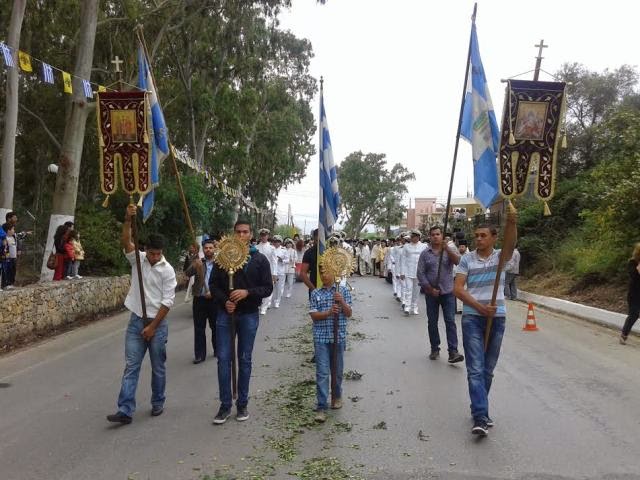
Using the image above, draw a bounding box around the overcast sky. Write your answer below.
[275,0,639,233]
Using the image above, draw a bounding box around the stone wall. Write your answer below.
[0,273,187,348]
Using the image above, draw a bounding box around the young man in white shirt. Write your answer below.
[256,228,277,314]
[399,230,427,315]
[107,205,177,424]
[272,235,287,308]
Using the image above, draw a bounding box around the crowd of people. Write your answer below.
[103,207,640,437]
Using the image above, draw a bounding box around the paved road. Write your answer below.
[1,276,639,479]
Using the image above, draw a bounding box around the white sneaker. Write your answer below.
[413,309,419,315]
[274,303,280,308]
[65,276,74,280]
[74,275,83,279]
[5,285,15,290]
[286,294,291,298]
[260,307,268,315]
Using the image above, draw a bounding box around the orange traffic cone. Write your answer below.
[523,302,539,331]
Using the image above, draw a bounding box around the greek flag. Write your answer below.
[1,42,14,67]
[42,62,54,84]
[318,90,340,255]
[460,23,500,209]
[138,46,169,222]
[82,79,93,98]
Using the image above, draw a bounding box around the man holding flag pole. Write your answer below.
[440,4,517,437]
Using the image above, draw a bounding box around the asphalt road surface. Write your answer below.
[1,275,639,480]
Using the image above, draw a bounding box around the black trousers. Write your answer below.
[622,301,640,337]
[192,296,217,360]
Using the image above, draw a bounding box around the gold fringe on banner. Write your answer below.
[543,202,551,216]
[101,195,110,208]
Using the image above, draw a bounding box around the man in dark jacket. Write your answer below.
[210,219,273,424]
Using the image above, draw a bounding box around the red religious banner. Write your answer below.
[96,91,151,197]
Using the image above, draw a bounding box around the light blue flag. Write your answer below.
[318,91,340,256]
[460,23,500,209]
[138,46,169,222]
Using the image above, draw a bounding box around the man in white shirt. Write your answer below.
[107,205,177,424]
[504,246,521,300]
[399,229,427,315]
[272,235,287,308]
[256,228,277,314]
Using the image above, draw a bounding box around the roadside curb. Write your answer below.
[519,290,637,335]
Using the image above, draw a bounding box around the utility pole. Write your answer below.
[533,39,547,81]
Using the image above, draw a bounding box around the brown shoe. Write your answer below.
[331,398,343,409]
[314,410,327,423]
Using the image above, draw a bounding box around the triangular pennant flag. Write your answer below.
[62,71,72,94]
[18,51,32,72]
[98,85,106,92]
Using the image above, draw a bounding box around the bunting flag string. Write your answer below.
[170,144,268,214]
[0,40,112,96]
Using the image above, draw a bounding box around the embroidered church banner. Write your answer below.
[498,80,567,202]
[96,91,151,196]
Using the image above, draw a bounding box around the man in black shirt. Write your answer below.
[300,229,318,296]
[210,219,273,424]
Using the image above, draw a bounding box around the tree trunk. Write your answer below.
[0,0,27,223]
[40,0,98,281]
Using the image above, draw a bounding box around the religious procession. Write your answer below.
[1,1,640,479]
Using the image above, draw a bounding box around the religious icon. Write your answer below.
[110,110,138,143]
[514,101,548,141]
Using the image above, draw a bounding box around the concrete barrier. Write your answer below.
[519,290,637,335]
[0,272,187,349]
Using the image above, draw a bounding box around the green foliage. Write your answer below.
[273,224,298,239]
[74,203,127,276]
[338,151,415,237]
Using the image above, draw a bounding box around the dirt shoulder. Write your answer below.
[519,272,627,314]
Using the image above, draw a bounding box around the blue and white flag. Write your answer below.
[82,79,93,98]
[138,46,169,222]
[318,90,340,255]
[460,23,500,209]
[42,62,54,84]
[1,42,14,67]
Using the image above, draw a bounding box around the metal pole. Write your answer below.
[434,3,477,288]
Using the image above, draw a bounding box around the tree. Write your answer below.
[557,63,638,177]
[338,151,414,237]
[0,0,27,222]
[39,0,98,280]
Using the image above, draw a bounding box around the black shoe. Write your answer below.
[236,406,249,422]
[429,350,439,360]
[151,405,164,416]
[213,407,232,425]
[107,412,132,424]
[472,419,489,436]
[486,416,494,428]
[193,358,206,364]
[448,352,464,363]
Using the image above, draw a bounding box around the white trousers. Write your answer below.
[284,273,295,297]
[273,274,286,306]
[403,277,420,312]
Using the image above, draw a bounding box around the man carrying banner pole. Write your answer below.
[442,4,518,437]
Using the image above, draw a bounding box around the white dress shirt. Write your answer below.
[275,246,288,276]
[256,241,277,275]
[124,250,177,319]
[400,242,427,278]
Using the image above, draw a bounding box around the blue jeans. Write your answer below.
[117,313,168,417]
[215,309,259,410]
[314,341,345,411]
[425,293,459,352]
[461,314,506,422]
